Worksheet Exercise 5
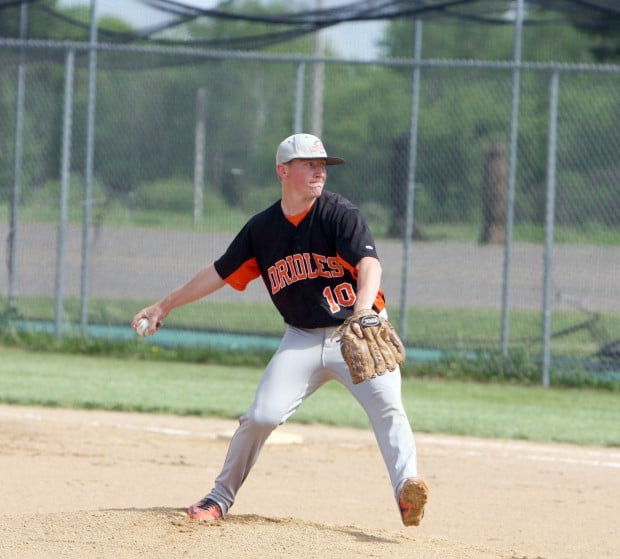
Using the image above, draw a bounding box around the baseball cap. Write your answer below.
[276,133,344,166]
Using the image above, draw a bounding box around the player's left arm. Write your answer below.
[334,255,405,372]
[354,256,382,313]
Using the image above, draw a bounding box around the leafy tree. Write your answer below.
[538,0,620,63]
[379,5,596,64]
[0,1,59,39]
[112,0,313,204]
[375,4,616,235]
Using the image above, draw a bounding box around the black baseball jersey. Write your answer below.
[214,190,386,329]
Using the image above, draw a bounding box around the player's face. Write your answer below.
[284,159,327,199]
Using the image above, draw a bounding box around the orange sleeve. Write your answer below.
[224,257,261,291]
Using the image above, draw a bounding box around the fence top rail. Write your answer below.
[1,37,620,74]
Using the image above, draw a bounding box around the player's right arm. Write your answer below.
[158,263,226,315]
[131,263,226,334]
[353,256,382,313]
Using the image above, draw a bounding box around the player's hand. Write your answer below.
[350,307,371,338]
[131,305,165,336]
[350,321,364,339]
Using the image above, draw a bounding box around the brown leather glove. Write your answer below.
[333,310,406,384]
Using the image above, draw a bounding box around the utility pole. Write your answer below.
[312,0,325,136]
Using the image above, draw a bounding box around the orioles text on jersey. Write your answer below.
[267,252,345,295]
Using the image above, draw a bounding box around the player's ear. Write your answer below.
[276,163,288,179]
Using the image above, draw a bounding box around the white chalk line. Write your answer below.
[419,434,620,469]
[2,407,619,469]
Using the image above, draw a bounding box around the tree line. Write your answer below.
[1,1,619,234]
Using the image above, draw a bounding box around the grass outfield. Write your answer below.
[11,296,620,356]
[1,348,618,448]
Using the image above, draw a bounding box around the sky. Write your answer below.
[58,0,386,59]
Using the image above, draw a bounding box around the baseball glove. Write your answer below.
[333,309,406,384]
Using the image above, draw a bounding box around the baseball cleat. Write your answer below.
[187,497,223,521]
[398,477,429,527]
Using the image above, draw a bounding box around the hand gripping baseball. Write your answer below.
[333,310,406,384]
[131,306,165,337]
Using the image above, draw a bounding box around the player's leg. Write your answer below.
[323,330,427,525]
[349,364,418,487]
[188,326,328,519]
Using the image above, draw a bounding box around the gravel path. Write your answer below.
[3,222,618,312]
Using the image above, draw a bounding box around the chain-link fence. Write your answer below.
[1,36,619,384]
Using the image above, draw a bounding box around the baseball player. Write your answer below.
[131,133,428,527]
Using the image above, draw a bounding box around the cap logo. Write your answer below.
[309,140,326,155]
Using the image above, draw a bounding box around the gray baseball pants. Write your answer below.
[205,324,419,514]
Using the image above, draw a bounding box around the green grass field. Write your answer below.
[1,348,618,448]
[10,296,619,358]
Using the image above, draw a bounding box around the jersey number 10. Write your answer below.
[322,283,356,313]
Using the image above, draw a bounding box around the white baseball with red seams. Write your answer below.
[136,318,150,337]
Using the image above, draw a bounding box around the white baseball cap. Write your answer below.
[276,133,344,166]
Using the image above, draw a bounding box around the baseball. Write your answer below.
[136,318,151,337]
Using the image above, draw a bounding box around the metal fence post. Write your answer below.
[55,49,76,339]
[294,62,305,133]
[541,70,560,387]
[500,0,525,355]
[311,0,325,137]
[7,2,28,314]
[398,19,423,342]
[80,0,98,335]
[194,87,206,227]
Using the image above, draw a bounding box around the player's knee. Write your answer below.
[244,408,282,431]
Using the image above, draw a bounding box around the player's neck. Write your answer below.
[280,193,317,217]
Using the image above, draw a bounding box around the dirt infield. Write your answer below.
[0,405,618,559]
